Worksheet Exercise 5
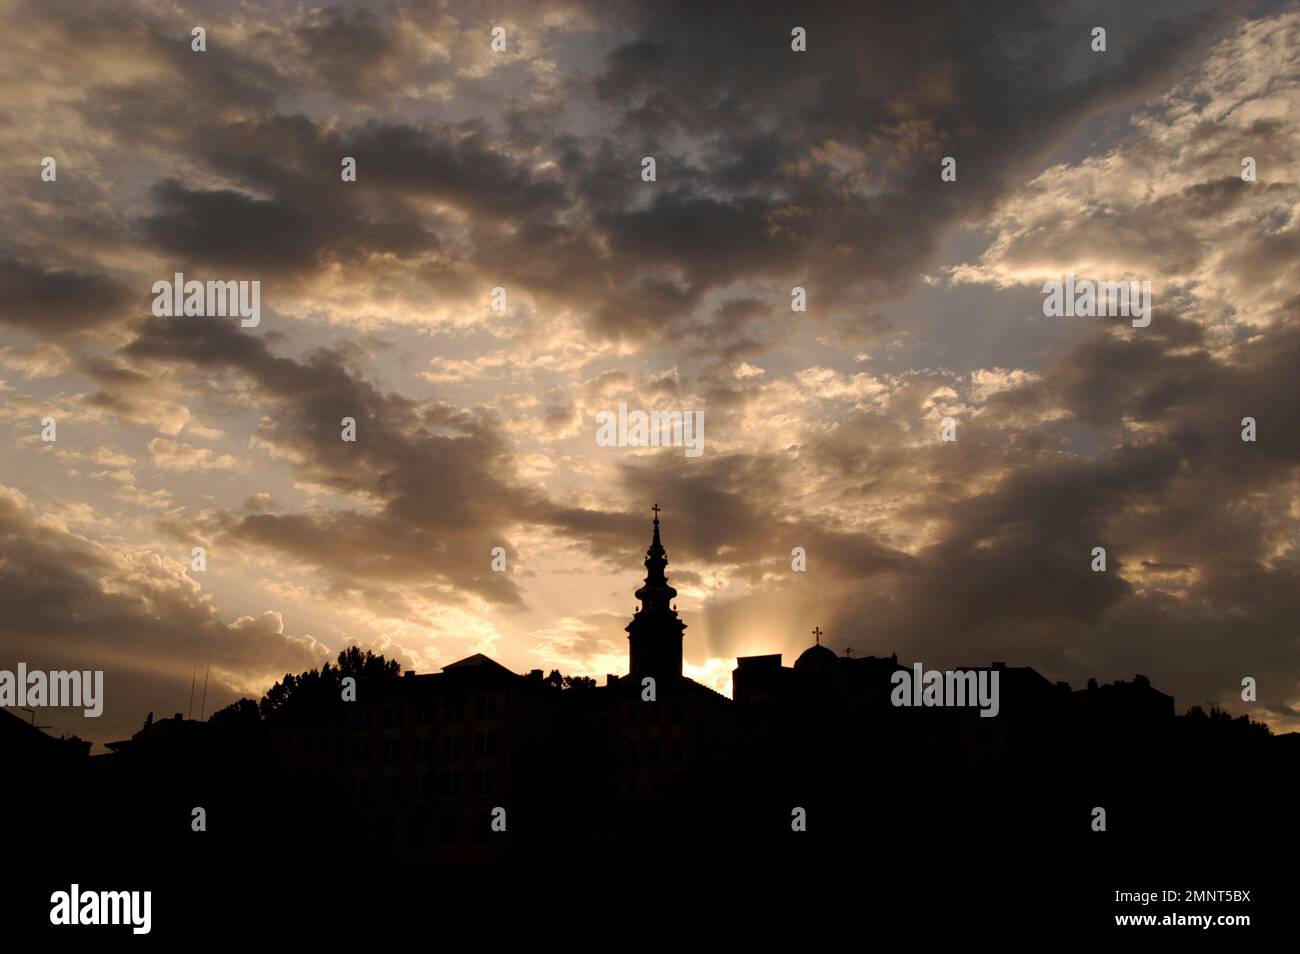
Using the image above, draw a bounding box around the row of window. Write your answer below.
[363,810,493,850]
[348,770,497,804]
[627,738,684,765]
[351,696,501,731]
[626,702,684,726]
[348,735,500,768]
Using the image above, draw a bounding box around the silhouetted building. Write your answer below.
[29,506,1292,866]
[0,707,91,764]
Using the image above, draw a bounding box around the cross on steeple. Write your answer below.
[628,501,684,679]
[812,626,823,645]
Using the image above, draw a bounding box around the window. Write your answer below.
[446,699,464,721]
[477,696,498,721]
[649,704,660,725]
[649,740,660,764]
[351,741,371,767]
[628,741,638,765]
[383,706,403,729]
[442,735,462,759]
[671,702,683,724]
[354,707,371,730]
[440,812,458,845]
[627,706,638,727]
[672,738,683,763]
[409,812,429,847]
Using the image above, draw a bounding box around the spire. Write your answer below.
[627,502,685,678]
[636,502,676,610]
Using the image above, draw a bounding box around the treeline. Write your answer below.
[209,647,595,727]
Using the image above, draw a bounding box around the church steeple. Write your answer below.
[627,503,685,679]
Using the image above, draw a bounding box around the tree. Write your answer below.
[209,697,262,728]
[258,647,401,723]
[543,669,596,691]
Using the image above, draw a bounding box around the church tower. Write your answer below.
[627,503,685,680]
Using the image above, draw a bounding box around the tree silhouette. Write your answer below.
[543,669,596,691]
[209,697,262,728]
[254,647,401,724]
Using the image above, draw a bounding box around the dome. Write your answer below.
[794,643,838,671]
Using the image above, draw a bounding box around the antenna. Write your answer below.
[188,666,197,719]
[199,661,210,721]
[20,707,51,730]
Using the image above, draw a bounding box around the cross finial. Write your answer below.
[812,626,823,645]
[844,647,855,658]
[652,502,661,517]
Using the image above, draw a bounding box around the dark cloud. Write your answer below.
[124,316,539,608]
[0,485,328,747]
[0,0,1294,739]
[0,259,134,334]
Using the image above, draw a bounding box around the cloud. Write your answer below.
[0,484,328,746]
[0,259,135,335]
[0,0,1294,741]
[147,437,238,472]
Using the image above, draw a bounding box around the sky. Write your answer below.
[0,0,1297,749]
